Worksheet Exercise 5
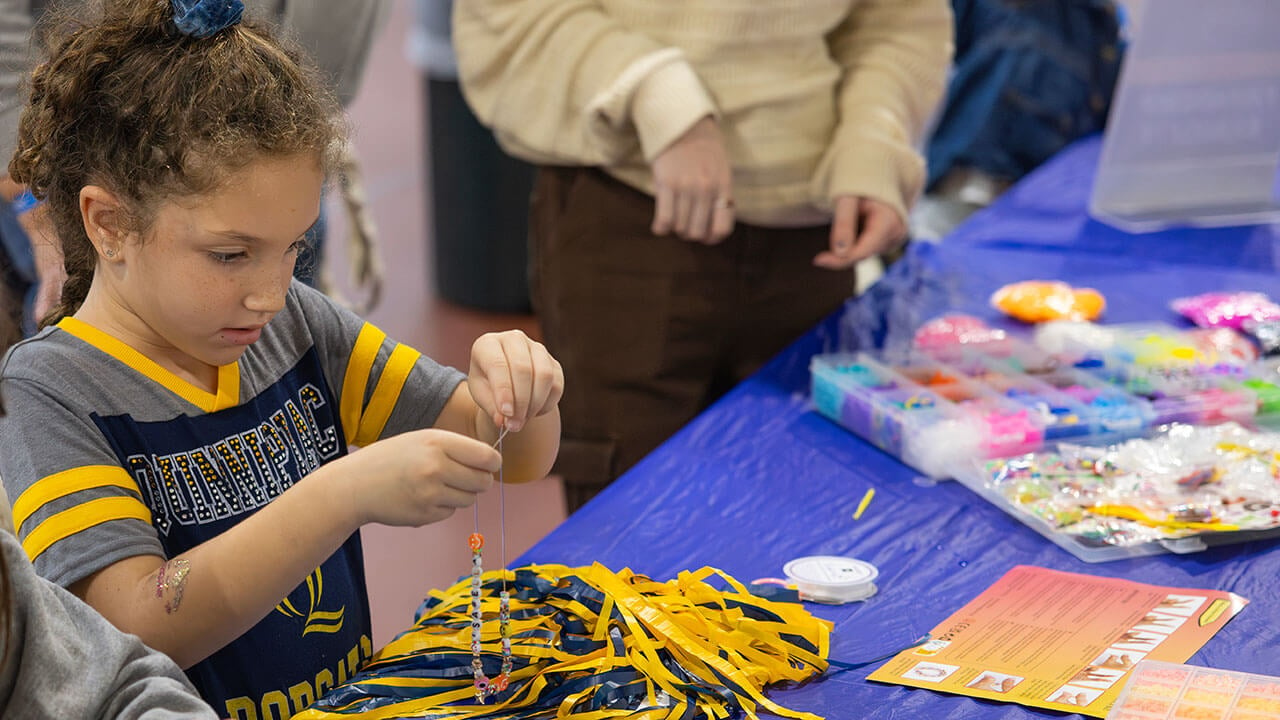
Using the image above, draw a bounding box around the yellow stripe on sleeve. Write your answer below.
[340,323,387,445]
[11,465,142,535]
[353,344,422,447]
[22,496,153,562]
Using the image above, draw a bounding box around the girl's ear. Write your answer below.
[79,185,128,260]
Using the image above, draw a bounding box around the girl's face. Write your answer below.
[114,153,323,371]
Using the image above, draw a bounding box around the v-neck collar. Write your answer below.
[56,316,241,413]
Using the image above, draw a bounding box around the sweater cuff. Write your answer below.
[630,60,718,162]
[813,135,925,225]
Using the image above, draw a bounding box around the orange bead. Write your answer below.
[468,533,485,551]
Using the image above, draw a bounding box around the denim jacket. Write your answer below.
[925,0,1124,189]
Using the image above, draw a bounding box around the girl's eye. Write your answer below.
[209,251,247,264]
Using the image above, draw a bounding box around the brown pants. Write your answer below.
[530,167,854,513]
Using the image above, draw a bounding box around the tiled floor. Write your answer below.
[325,1,567,648]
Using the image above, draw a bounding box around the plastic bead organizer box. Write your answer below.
[810,323,1280,562]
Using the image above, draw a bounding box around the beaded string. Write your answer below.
[469,425,513,702]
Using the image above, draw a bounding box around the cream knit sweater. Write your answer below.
[454,0,953,227]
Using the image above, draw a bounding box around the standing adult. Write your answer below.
[454,0,954,511]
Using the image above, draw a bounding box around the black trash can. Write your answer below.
[414,0,533,314]
[424,77,534,313]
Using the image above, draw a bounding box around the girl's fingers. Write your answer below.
[497,332,535,430]
[527,350,563,419]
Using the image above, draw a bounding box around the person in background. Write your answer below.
[0,0,388,338]
[0,1,562,717]
[454,0,953,512]
[0,520,220,718]
[912,0,1123,239]
[0,305,216,719]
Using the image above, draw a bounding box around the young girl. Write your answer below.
[0,1,563,718]
[0,307,217,718]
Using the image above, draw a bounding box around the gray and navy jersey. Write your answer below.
[0,280,464,718]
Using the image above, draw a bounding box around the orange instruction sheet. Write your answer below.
[867,565,1247,717]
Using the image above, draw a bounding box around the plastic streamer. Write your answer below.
[296,563,832,720]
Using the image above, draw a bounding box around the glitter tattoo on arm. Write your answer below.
[155,559,192,614]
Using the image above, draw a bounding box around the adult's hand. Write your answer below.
[650,116,734,244]
[814,195,906,270]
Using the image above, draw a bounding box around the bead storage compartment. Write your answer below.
[1108,660,1280,720]
[811,353,965,477]
[929,349,1156,444]
[954,423,1280,562]
[1245,356,1280,427]
[810,353,1045,479]
[1020,364,1156,439]
[1051,324,1259,428]
[890,357,1046,460]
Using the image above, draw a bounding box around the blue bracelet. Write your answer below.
[11,189,40,215]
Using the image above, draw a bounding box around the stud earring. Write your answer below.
[104,247,117,258]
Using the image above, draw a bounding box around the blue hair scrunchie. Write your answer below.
[171,0,244,39]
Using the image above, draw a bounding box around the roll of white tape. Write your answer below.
[783,555,879,604]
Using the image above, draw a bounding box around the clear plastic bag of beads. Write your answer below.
[975,423,1280,558]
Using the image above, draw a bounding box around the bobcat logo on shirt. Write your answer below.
[276,567,344,636]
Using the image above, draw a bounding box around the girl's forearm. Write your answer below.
[73,461,360,669]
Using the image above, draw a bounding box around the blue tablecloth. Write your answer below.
[514,137,1280,719]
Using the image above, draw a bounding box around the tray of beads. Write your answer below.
[955,423,1280,562]
[810,353,1046,478]
[924,348,1157,444]
[812,326,1280,481]
[1244,357,1280,428]
[1107,660,1280,719]
[1043,323,1261,427]
[810,348,1164,478]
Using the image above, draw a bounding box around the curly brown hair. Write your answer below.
[8,0,346,327]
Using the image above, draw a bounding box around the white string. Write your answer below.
[482,426,509,539]
[500,442,508,587]
[493,426,509,590]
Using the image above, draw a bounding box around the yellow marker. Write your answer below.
[1199,598,1230,627]
[853,488,876,520]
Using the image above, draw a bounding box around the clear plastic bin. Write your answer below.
[1109,660,1280,720]
[881,357,1046,459]
[810,354,1046,478]
[945,352,1156,442]
[1047,324,1260,426]
[1244,356,1280,426]
[1089,0,1280,232]
[810,353,959,462]
[954,423,1280,562]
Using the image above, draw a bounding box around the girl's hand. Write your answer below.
[467,330,564,435]
[338,429,500,527]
